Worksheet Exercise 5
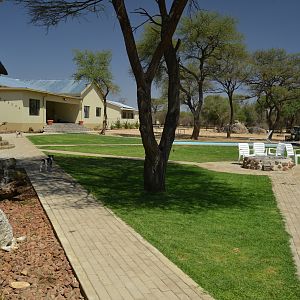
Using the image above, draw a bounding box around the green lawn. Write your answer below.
[27,133,141,145]
[49,153,300,300]
[39,145,237,163]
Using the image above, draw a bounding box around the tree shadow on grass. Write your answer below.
[53,155,274,214]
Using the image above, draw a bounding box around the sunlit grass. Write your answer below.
[39,144,237,163]
[27,133,141,145]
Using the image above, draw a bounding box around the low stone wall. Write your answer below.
[0,136,14,150]
[242,156,294,171]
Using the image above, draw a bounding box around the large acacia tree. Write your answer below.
[211,44,250,138]
[248,49,300,139]
[15,0,190,192]
[178,11,243,139]
[73,49,119,134]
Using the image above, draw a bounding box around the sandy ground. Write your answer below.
[105,127,287,142]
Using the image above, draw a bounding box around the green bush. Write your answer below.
[115,120,121,129]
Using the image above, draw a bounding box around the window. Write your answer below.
[122,111,134,119]
[96,107,101,117]
[29,99,40,116]
[84,106,90,118]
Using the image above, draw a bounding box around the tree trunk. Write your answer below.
[137,84,164,192]
[227,92,234,138]
[190,79,204,140]
[112,0,185,192]
[191,115,201,140]
[140,38,180,192]
[144,151,167,192]
[100,98,108,135]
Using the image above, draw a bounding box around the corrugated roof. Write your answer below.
[0,77,137,110]
[0,77,29,88]
[0,77,88,95]
[24,79,88,95]
[107,100,136,110]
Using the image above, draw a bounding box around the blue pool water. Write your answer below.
[173,141,278,147]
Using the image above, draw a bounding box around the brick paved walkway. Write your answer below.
[0,134,213,300]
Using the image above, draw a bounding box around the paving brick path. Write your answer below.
[0,134,213,300]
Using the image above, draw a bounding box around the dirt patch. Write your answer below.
[105,128,286,142]
[0,171,85,300]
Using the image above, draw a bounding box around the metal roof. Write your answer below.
[24,79,88,95]
[107,100,136,110]
[0,77,88,95]
[0,77,137,110]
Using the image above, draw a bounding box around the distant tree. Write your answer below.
[201,95,229,129]
[281,98,300,130]
[14,0,189,192]
[239,103,259,127]
[73,49,119,134]
[178,11,243,139]
[151,97,167,124]
[211,44,250,137]
[179,111,193,126]
[248,49,300,139]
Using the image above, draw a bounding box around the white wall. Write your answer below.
[81,85,104,128]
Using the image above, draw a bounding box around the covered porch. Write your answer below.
[46,100,81,124]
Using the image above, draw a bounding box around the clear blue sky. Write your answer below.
[1,0,300,108]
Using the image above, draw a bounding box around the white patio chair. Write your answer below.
[268,142,285,157]
[253,142,268,156]
[285,143,300,166]
[238,143,254,162]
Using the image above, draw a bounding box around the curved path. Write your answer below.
[0,135,213,300]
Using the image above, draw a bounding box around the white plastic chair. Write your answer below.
[268,142,285,157]
[285,144,300,165]
[253,142,267,156]
[238,143,254,162]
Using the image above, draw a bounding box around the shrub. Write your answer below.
[115,120,121,129]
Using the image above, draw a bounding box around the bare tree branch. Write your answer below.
[14,0,105,27]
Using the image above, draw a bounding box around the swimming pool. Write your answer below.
[173,141,278,147]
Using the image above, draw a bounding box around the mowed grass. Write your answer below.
[27,133,141,145]
[39,145,237,163]
[50,153,300,300]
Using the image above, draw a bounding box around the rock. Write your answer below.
[0,208,14,250]
[71,280,79,288]
[248,126,267,134]
[21,269,28,276]
[223,121,249,134]
[0,158,16,170]
[10,281,30,289]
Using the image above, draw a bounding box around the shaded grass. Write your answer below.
[51,153,300,300]
[27,133,141,145]
[40,145,237,163]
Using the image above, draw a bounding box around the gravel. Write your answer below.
[0,176,85,299]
